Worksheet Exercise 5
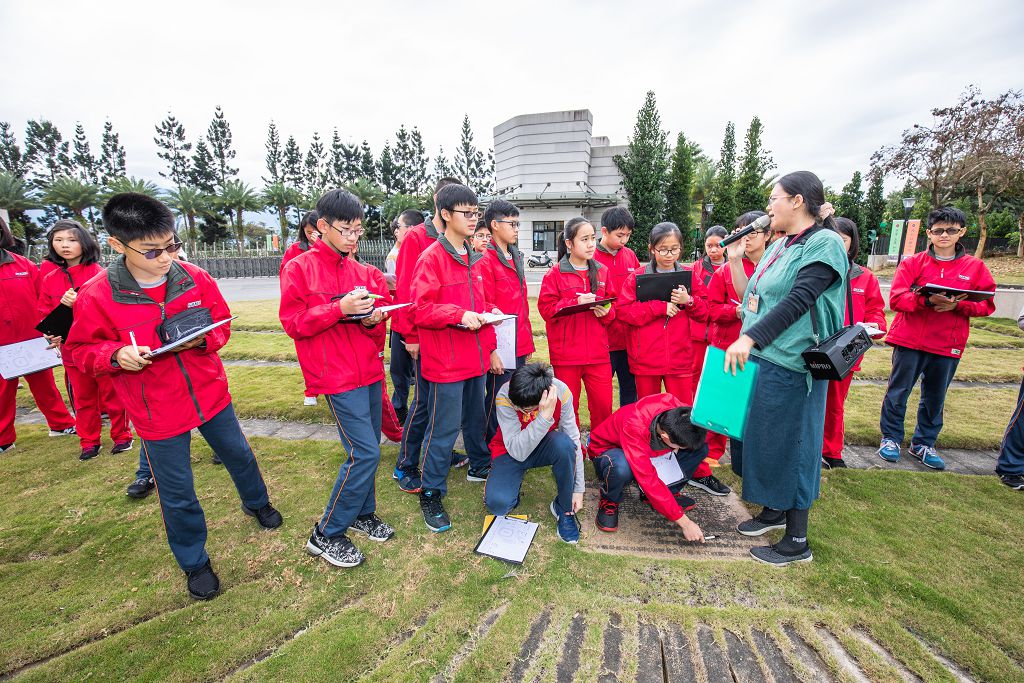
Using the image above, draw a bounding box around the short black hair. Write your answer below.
[398,209,424,227]
[833,216,860,263]
[298,210,319,248]
[434,176,462,195]
[0,215,15,250]
[705,225,728,239]
[656,406,705,450]
[475,219,490,232]
[47,219,102,267]
[316,189,363,224]
[928,206,967,230]
[436,183,478,226]
[484,199,519,229]
[102,193,176,243]
[601,206,635,231]
[735,211,767,230]
[507,363,554,408]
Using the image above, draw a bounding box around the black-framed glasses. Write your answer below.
[473,233,493,241]
[496,219,521,229]
[124,241,183,260]
[928,227,963,236]
[326,222,365,238]
[450,209,482,220]
[654,246,682,256]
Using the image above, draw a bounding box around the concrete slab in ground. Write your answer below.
[842,444,999,476]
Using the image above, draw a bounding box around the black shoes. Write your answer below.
[126,476,155,499]
[687,474,731,496]
[186,560,220,600]
[821,456,847,469]
[242,502,283,529]
[306,525,365,567]
[596,496,619,532]
[419,489,451,532]
[348,513,395,542]
[999,473,1024,490]
[111,439,134,454]
[211,453,223,465]
[466,465,490,482]
[79,445,101,461]
[737,508,787,536]
[750,543,813,566]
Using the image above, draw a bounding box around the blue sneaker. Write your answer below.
[398,469,423,494]
[392,467,403,480]
[419,489,451,533]
[909,444,946,470]
[877,438,901,463]
[550,500,580,545]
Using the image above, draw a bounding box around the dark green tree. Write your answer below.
[708,122,737,227]
[408,128,430,195]
[97,120,126,184]
[154,113,192,187]
[43,176,100,226]
[735,116,774,212]
[304,131,327,192]
[189,139,218,194]
[72,123,98,184]
[836,171,864,226]
[454,114,493,195]
[664,132,696,253]
[282,135,303,191]
[433,146,456,183]
[613,90,670,248]
[205,105,238,188]
[862,169,886,258]
[359,140,376,183]
[25,119,72,187]
[263,121,282,184]
[328,129,345,186]
[0,122,27,178]
[377,143,400,194]
[0,172,40,241]
[392,125,412,194]
[341,139,361,184]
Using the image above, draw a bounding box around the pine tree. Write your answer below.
[189,139,218,194]
[377,143,399,194]
[303,132,327,192]
[836,171,864,228]
[613,91,670,248]
[263,121,283,184]
[453,114,493,195]
[862,168,886,260]
[359,141,376,183]
[392,125,412,194]
[664,131,696,253]
[24,119,72,187]
[708,122,737,227]
[341,140,361,184]
[0,122,27,178]
[154,113,192,187]
[408,128,430,195]
[328,129,346,186]
[72,122,98,184]
[97,120,126,184]
[205,105,238,188]
[734,116,774,213]
[282,136,303,190]
[433,146,456,183]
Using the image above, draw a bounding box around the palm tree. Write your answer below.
[102,176,163,204]
[262,182,302,245]
[166,186,208,246]
[0,172,39,214]
[691,160,716,232]
[344,177,385,207]
[43,176,100,227]
[217,179,262,254]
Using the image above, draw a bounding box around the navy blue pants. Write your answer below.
[141,402,270,572]
[997,375,1024,476]
[880,345,960,447]
[421,375,488,495]
[396,357,430,474]
[389,330,414,414]
[484,355,527,443]
[609,350,637,406]
[320,383,382,537]
[484,431,577,515]
[593,443,709,503]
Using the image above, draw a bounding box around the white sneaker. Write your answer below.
[303,396,317,406]
[48,427,77,437]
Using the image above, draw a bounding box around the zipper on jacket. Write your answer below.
[140,382,153,420]
[159,300,205,423]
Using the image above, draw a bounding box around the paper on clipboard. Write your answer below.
[650,452,685,486]
[474,515,539,564]
[452,312,517,330]
[145,317,236,358]
[494,316,517,368]
[343,302,412,321]
[0,337,62,380]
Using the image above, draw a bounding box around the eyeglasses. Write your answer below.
[654,246,682,256]
[327,222,364,238]
[124,241,183,260]
[450,209,482,220]
[928,227,963,236]
[496,220,521,229]
[767,194,793,205]
[473,233,492,241]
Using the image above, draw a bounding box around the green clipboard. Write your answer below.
[690,346,758,439]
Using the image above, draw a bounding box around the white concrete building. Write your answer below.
[489,110,627,258]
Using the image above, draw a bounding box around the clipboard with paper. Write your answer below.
[690,346,758,439]
[474,515,539,564]
[493,316,517,369]
[144,317,236,358]
[0,337,62,380]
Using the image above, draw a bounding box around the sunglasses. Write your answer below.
[928,227,963,236]
[124,241,183,260]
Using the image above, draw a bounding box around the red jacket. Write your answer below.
[393,221,440,342]
[707,258,755,350]
[37,262,106,369]
[279,242,309,274]
[593,243,640,351]
[688,256,721,344]
[64,259,234,441]
[0,250,43,345]
[588,393,687,521]
[480,245,535,358]
[846,265,888,372]
[615,264,707,377]
[537,257,615,366]
[38,259,61,279]
[409,236,497,383]
[886,245,996,358]
[279,239,391,395]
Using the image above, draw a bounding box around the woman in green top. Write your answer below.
[723,171,849,567]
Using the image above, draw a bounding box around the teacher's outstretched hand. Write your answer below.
[724,334,755,375]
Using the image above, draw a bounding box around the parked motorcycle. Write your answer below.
[528,251,554,268]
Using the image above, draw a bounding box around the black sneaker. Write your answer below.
[419,489,451,532]
[737,509,787,536]
[0,443,14,454]
[211,453,223,465]
[596,496,619,532]
[349,513,395,542]
[306,525,365,567]
[111,439,134,454]
[821,456,847,469]
[466,465,490,482]
[750,543,813,566]
[677,493,697,512]
[397,469,423,494]
[185,560,220,600]
[242,502,283,529]
[999,473,1024,490]
[687,475,731,496]
[126,476,155,499]
[79,445,101,460]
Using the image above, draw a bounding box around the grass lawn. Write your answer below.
[857,345,1024,383]
[0,428,1022,681]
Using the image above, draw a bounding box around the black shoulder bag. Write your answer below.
[801,276,872,381]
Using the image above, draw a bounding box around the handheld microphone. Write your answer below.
[719,214,771,248]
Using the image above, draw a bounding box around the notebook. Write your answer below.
[636,271,692,301]
[690,346,758,439]
[915,283,995,302]
[0,337,62,380]
[553,297,617,317]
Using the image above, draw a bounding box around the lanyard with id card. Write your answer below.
[745,227,810,314]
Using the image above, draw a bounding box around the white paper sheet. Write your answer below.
[0,337,62,380]
[474,515,539,564]
[480,312,517,324]
[494,317,517,369]
[650,452,685,486]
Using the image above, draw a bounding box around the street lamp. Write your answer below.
[896,196,916,264]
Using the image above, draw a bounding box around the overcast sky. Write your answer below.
[2,0,1022,198]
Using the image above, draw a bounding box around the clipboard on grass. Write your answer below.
[690,345,758,439]
[474,515,538,564]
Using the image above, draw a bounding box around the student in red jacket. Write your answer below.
[38,220,133,460]
[0,217,77,454]
[878,206,996,470]
[65,193,282,601]
[409,183,498,533]
[279,210,320,274]
[821,218,887,468]
[280,189,396,569]
[480,199,535,442]
[537,217,615,436]
[593,207,641,407]
[688,225,728,394]
[387,209,422,424]
[589,394,707,541]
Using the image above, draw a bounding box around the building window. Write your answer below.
[532,221,563,252]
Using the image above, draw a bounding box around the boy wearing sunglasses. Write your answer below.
[65,193,282,601]
[878,206,996,470]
